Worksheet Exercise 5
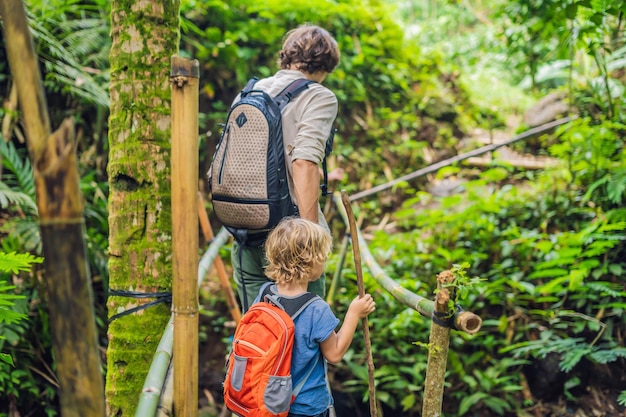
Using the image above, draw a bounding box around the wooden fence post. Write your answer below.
[171,55,200,417]
[422,270,456,417]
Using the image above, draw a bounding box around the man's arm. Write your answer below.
[292,158,320,223]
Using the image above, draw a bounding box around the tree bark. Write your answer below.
[106,1,181,415]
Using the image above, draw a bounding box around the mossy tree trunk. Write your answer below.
[106,1,181,415]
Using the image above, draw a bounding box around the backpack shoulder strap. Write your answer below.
[240,77,259,97]
[274,79,316,111]
[261,284,321,318]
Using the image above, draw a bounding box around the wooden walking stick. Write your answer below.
[341,190,377,417]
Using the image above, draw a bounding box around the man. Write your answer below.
[232,24,340,309]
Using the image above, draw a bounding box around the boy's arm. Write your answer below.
[320,294,375,364]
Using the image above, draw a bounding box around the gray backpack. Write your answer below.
[208,77,318,246]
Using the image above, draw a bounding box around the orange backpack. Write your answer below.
[223,286,320,417]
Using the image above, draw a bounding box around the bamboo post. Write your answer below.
[422,270,455,417]
[171,56,200,417]
[341,191,378,417]
[197,192,241,324]
[0,2,106,416]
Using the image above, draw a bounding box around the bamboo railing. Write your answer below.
[349,117,572,202]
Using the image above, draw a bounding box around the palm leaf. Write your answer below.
[0,140,35,198]
[0,183,38,215]
[0,216,42,254]
[25,7,110,107]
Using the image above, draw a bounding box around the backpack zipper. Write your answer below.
[217,123,232,185]
[235,339,266,356]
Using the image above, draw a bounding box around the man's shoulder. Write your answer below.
[255,71,336,102]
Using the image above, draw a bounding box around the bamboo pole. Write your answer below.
[0,2,106,416]
[197,192,241,324]
[348,117,572,202]
[171,56,200,417]
[135,317,174,417]
[341,190,378,417]
[333,194,482,334]
[422,270,455,417]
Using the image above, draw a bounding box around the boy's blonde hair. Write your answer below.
[264,217,332,284]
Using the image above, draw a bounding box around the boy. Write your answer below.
[255,217,376,417]
[233,24,341,310]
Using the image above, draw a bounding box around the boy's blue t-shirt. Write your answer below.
[254,283,340,415]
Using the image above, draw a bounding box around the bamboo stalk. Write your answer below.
[422,270,455,417]
[197,192,241,324]
[135,317,174,417]
[0,2,105,416]
[171,56,200,417]
[157,364,175,417]
[341,190,378,417]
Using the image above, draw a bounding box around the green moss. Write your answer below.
[106,306,171,415]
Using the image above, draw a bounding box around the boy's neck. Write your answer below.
[276,281,309,296]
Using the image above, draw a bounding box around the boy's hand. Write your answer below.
[349,293,376,318]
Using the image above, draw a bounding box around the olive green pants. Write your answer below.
[231,241,326,312]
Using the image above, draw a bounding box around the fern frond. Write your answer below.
[0,140,35,198]
[0,217,42,254]
[588,346,626,364]
[0,183,38,215]
[26,10,109,107]
[586,281,625,298]
[0,251,43,274]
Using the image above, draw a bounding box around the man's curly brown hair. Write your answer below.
[264,217,332,285]
[278,24,340,74]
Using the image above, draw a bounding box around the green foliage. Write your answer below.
[363,115,625,414]
[549,117,626,210]
[455,358,525,416]
[0,252,41,366]
[25,0,110,109]
[0,251,55,416]
[1,0,625,415]
[0,139,40,254]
